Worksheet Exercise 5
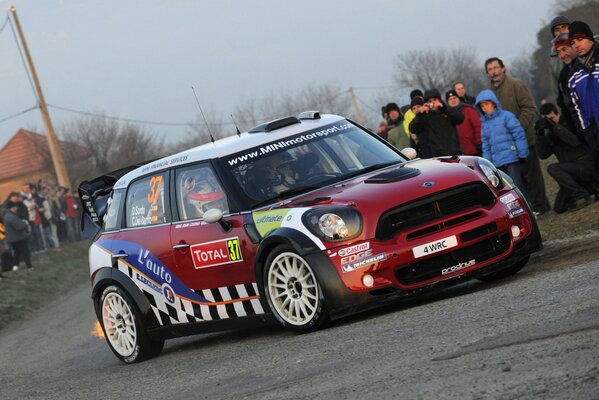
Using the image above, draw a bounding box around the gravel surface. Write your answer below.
[1,246,597,400]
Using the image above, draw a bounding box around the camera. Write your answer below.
[534,116,553,136]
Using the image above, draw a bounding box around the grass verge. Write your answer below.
[0,241,90,331]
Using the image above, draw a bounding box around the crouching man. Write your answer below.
[535,103,596,212]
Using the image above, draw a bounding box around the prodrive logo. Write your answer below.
[441,259,475,275]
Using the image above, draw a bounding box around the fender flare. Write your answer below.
[91,267,161,329]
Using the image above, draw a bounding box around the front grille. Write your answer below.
[376,183,495,240]
[395,233,510,285]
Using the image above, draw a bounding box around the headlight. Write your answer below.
[303,207,362,242]
[476,158,504,189]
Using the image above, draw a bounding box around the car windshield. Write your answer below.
[222,120,407,205]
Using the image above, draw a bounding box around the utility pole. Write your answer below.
[348,87,365,126]
[10,6,71,189]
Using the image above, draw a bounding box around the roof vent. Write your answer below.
[248,116,300,133]
[298,111,321,120]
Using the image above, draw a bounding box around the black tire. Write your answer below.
[98,285,164,363]
[477,255,530,282]
[263,245,329,332]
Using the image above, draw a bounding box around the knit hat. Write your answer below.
[549,16,570,35]
[553,32,570,49]
[569,21,594,42]
[445,90,459,101]
[410,97,424,108]
[423,89,441,101]
[385,102,400,114]
[409,89,424,100]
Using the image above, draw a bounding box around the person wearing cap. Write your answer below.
[402,89,424,144]
[407,97,431,158]
[548,16,571,100]
[384,102,410,150]
[446,90,482,156]
[452,82,476,106]
[553,32,580,134]
[409,88,463,157]
[486,56,550,216]
[567,20,599,153]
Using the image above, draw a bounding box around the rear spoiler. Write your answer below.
[78,162,150,239]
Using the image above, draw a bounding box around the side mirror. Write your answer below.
[203,208,232,232]
[401,147,417,160]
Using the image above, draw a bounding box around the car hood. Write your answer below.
[286,157,487,211]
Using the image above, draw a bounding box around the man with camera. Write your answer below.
[409,89,463,157]
[535,103,596,212]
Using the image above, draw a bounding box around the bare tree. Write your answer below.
[58,114,167,186]
[509,53,535,91]
[393,46,487,97]
[232,82,352,130]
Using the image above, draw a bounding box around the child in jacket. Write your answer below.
[475,89,530,197]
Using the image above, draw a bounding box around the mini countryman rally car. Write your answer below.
[80,111,542,363]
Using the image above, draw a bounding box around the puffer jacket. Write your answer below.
[3,210,30,243]
[475,90,529,168]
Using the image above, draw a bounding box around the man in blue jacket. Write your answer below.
[568,21,599,153]
[4,201,33,270]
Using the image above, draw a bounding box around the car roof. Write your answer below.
[114,113,346,189]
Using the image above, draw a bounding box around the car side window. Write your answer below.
[125,172,169,228]
[104,189,124,231]
[175,164,229,221]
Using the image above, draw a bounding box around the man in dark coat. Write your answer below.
[535,103,596,213]
[486,56,550,216]
[4,201,33,270]
[409,89,464,157]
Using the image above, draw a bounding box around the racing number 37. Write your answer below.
[148,175,163,203]
[227,238,241,261]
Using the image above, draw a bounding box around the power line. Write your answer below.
[0,12,9,35]
[0,105,38,123]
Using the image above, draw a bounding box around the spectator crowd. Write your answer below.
[0,180,81,279]
[377,18,599,220]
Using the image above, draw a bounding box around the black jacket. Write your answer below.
[535,118,595,167]
[409,106,464,156]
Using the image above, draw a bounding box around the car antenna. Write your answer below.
[191,86,215,144]
[230,114,241,137]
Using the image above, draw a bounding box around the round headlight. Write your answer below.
[303,207,362,242]
[318,213,349,240]
[477,160,503,189]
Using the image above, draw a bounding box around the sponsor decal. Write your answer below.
[338,242,370,257]
[441,259,476,275]
[421,181,436,188]
[136,272,161,294]
[174,221,206,229]
[508,208,526,218]
[342,252,386,273]
[141,154,189,173]
[499,193,517,204]
[191,237,243,269]
[162,284,176,304]
[138,248,172,283]
[506,200,521,210]
[225,122,354,166]
[253,209,290,236]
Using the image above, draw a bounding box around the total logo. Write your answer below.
[441,259,476,275]
[190,237,243,269]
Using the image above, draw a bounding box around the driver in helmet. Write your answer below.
[254,152,299,196]
[182,171,226,218]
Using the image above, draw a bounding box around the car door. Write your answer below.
[169,162,261,317]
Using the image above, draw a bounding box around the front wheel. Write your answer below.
[263,246,329,332]
[477,255,530,282]
[99,285,164,363]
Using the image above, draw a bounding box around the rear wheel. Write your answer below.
[264,245,329,332]
[99,285,164,363]
[477,256,530,282]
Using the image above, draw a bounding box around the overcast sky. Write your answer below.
[0,0,558,148]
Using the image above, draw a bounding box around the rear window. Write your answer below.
[125,172,169,228]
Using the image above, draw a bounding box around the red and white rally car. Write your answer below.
[80,112,542,363]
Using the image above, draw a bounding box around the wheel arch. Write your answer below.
[91,267,161,329]
[254,227,322,287]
